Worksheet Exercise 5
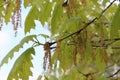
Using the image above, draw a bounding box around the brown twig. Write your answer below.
[107,69,120,78]
[91,37,120,49]
[92,45,120,49]
[94,38,120,43]
[32,37,44,47]
[98,0,116,19]
[77,69,95,80]
[49,0,116,47]
[112,46,120,49]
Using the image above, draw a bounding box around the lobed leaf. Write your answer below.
[59,40,74,70]
[39,34,49,39]
[51,0,64,35]
[94,49,106,72]
[39,1,53,25]
[4,2,14,24]
[25,6,39,34]
[102,0,110,6]
[24,0,32,8]
[0,6,4,17]
[110,5,120,38]
[37,75,42,80]
[0,35,36,67]
[7,47,35,80]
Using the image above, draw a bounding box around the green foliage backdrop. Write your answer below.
[0,0,120,80]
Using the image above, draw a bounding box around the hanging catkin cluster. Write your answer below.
[43,42,52,71]
[0,0,22,36]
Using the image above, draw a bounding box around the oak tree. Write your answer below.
[0,0,120,80]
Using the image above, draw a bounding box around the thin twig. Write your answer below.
[98,0,116,19]
[105,40,116,47]
[32,37,44,47]
[35,37,44,45]
[49,0,116,47]
[107,69,120,78]
[112,46,120,49]
[92,45,120,49]
[49,17,97,46]
[77,68,95,79]
[77,69,87,77]
[97,38,120,42]
[91,37,120,49]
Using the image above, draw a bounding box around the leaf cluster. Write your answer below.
[0,0,120,80]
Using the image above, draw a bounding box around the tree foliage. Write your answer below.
[0,0,120,80]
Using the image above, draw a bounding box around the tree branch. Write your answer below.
[49,0,116,46]
[92,45,120,49]
[96,38,120,42]
[107,69,120,78]
[98,0,116,19]
[91,37,120,49]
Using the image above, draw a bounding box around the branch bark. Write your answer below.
[107,69,120,78]
[49,0,116,47]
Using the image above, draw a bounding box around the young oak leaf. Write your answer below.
[7,47,35,80]
[0,35,36,67]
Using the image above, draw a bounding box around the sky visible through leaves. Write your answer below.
[0,4,50,80]
[0,0,120,80]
